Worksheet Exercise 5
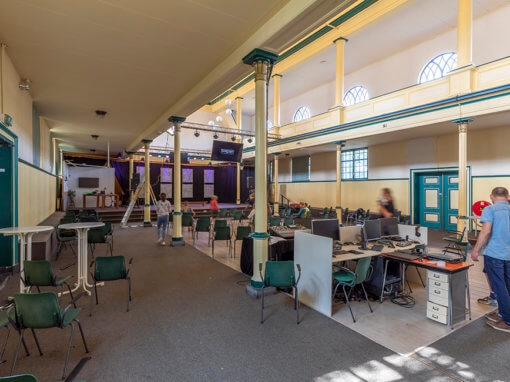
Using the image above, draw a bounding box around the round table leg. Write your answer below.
[19,234,26,293]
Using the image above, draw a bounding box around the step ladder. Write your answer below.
[120,177,158,227]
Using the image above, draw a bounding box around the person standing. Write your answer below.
[210,195,220,217]
[472,187,510,332]
[156,193,172,246]
[378,188,395,217]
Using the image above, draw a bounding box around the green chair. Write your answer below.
[0,375,38,382]
[269,216,281,227]
[442,227,467,256]
[0,307,30,365]
[212,226,231,258]
[259,261,301,324]
[8,292,89,379]
[231,210,243,222]
[284,217,294,226]
[182,213,194,233]
[214,219,228,230]
[193,216,211,246]
[22,260,76,307]
[218,209,228,218]
[332,257,373,323]
[59,217,75,225]
[55,227,77,258]
[89,256,133,315]
[88,226,112,257]
[233,226,251,258]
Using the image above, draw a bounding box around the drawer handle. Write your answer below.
[433,306,439,311]
[434,289,441,294]
[434,282,441,286]
[434,274,440,278]
[432,314,438,319]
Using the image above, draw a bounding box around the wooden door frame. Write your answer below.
[410,166,471,229]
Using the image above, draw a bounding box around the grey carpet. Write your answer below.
[0,226,479,381]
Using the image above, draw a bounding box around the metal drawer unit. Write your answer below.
[426,270,468,327]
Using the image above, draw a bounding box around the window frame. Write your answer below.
[343,86,369,106]
[292,106,311,123]
[341,148,368,180]
[418,52,457,84]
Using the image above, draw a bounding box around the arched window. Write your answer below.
[419,52,457,84]
[293,106,311,122]
[343,86,369,106]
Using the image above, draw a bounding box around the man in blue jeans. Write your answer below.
[472,187,510,332]
[156,193,172,246]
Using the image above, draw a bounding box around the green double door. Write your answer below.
[418,172,459,231]
[0,139,15,266]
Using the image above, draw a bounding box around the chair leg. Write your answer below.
[361,283,373,313]
[343,284,355,323]
[127,277,131,312]
[11,329,24,376]
[74,319,89,353]
[260,287,265,324]
[65,282,77,308]
[295,286,300,325]
[332,281,341,299]
[70,242,76,257]
[36,286,41,293]
[89,284,94,317]
[31,329,43,356]
[62,322,75,380]
[0,326,10,363]
[94,281,99,305]
[212,240,215,259]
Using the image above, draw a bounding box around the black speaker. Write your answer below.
[247,176,254,189]
[131,173,140,190]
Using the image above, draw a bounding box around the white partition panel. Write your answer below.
[294,231,333,317]
[398,224,428,245]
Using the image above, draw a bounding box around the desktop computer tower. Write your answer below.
[365,256,402,299]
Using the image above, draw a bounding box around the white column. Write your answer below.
[236,97,243,205]
[335,141,345,223]
[457,0,473,67]
[142,140,152,226]
[334,37,348,107]
[455,118,471,236]
[242,49,278,288]
[169,116,186,246]
[273,154,280,216]
[273,74,282,127]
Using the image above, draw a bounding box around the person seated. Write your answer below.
[378,188,395,218]
[183,201,195,231]
[294,202,310,218]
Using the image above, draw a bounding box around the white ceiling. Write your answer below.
[239,0,509,115]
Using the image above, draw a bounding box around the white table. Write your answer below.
[59,222,104,295]
[0,226,54,293]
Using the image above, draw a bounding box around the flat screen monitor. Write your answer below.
[363,219,381,241]
[380,217,399,237]
[78,177,99,188]
[295,218,311,229]
[311,219,339,241]
[211,141,243,163]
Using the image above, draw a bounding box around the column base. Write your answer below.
[143,222,152,227]
[245,284,276,299]
[171,237,185,247]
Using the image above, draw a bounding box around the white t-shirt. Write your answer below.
[156,200,172,216]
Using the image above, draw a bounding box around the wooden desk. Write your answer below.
[83,194,120,209]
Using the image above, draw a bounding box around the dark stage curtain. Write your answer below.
[215,165,236,203]
[112,161,129,194]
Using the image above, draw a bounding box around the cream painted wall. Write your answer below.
[18,162,56,226]
[40,118,52,172]
[269,4,510,126]
[3,53,33,162]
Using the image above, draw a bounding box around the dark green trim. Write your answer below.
[330,0,378,27]
[173,211,182,216]
[250,232,270,239]
[332,37,348,44]
[144,204,150,207]
[452,117,474,124]
[141,139,153,144]
[278,26,332,62]
[242,49,279,66]
[168,116,186,123]
[270,178,408,184]
[172,237,184,241]
[143,222,152,227]
[18,158,56,178]
[472,175,510,178]
[333,140,345,145]
[251,280,264,288]
[272,74,283,78]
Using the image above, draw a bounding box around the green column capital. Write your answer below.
[242,49,278,66]
[168,116,186,123]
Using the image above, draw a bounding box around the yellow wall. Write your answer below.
[473,177,510,203]
[19,162,56,226]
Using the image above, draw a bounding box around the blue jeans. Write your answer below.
[484,255,510,325]
[157,215,169,240]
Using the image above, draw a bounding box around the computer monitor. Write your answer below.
[363,219,381,241]
[295,218,312,229]
[311,219,339,240]
[380,217,399,237]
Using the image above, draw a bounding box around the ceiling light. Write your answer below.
[165,155,169,158]
[91,135,99,140]
[320,60,327,64]
[18,78,31,91]
[201,157,205,161]
[193,157,197,160]
[194,130,200,138]
[215,116,223,123]
[208,120,215,126]
[169,126,175,136]
[225,99,232,106]
[157,154,162,158]
[213,133,219,139]
[95,110,107,119]
[226,108,232,115]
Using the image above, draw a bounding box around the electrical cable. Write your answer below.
[390,289,415,308]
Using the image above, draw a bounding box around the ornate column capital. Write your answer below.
[333,37,348,44]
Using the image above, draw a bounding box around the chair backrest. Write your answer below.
[354,257,372,285]
[94,256,127,281]
[214,219,227,229]
[232,210,242,220]
[214,226,231,240]
[23,261,54,286]
[195,217,210,231]
[264,261,295,287]
[14,292,61,329]
[102,221,112,235]
[59,217,74,225]
[236,225,251,240]
[0,374,38,382]
[88,227,106,243]
[218,209,227,217]
[79,215,98,222]
[284,217,294,226]
[270,216,281,227]
[182,213,194,227]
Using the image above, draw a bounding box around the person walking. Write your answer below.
[156,193,172,246]
[472,187,510,332]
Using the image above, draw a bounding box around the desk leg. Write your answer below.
[402,264,406,293]
[380,259,389,303]
[448,274,453,330]
[466,270,471,320]
[19,235,26,293]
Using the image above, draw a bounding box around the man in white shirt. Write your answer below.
[156,193,172,245]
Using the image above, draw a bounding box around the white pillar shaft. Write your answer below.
[174,126,182,239]
[236,97,242,204]
[457,0,472,67]
[334,39,346,107]
[336,145,342,223]
[458,123,468,234]
[143,142,151,224]
[273,156,279,216]
[273,75,281,127]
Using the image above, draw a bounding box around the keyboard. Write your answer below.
[349,250,363,255]
[425,252,462,262]
[388,251,420,261]
[387,236,405,242]
[333,250,351,255]
[369,244,384,251]
[396,241,413,247]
